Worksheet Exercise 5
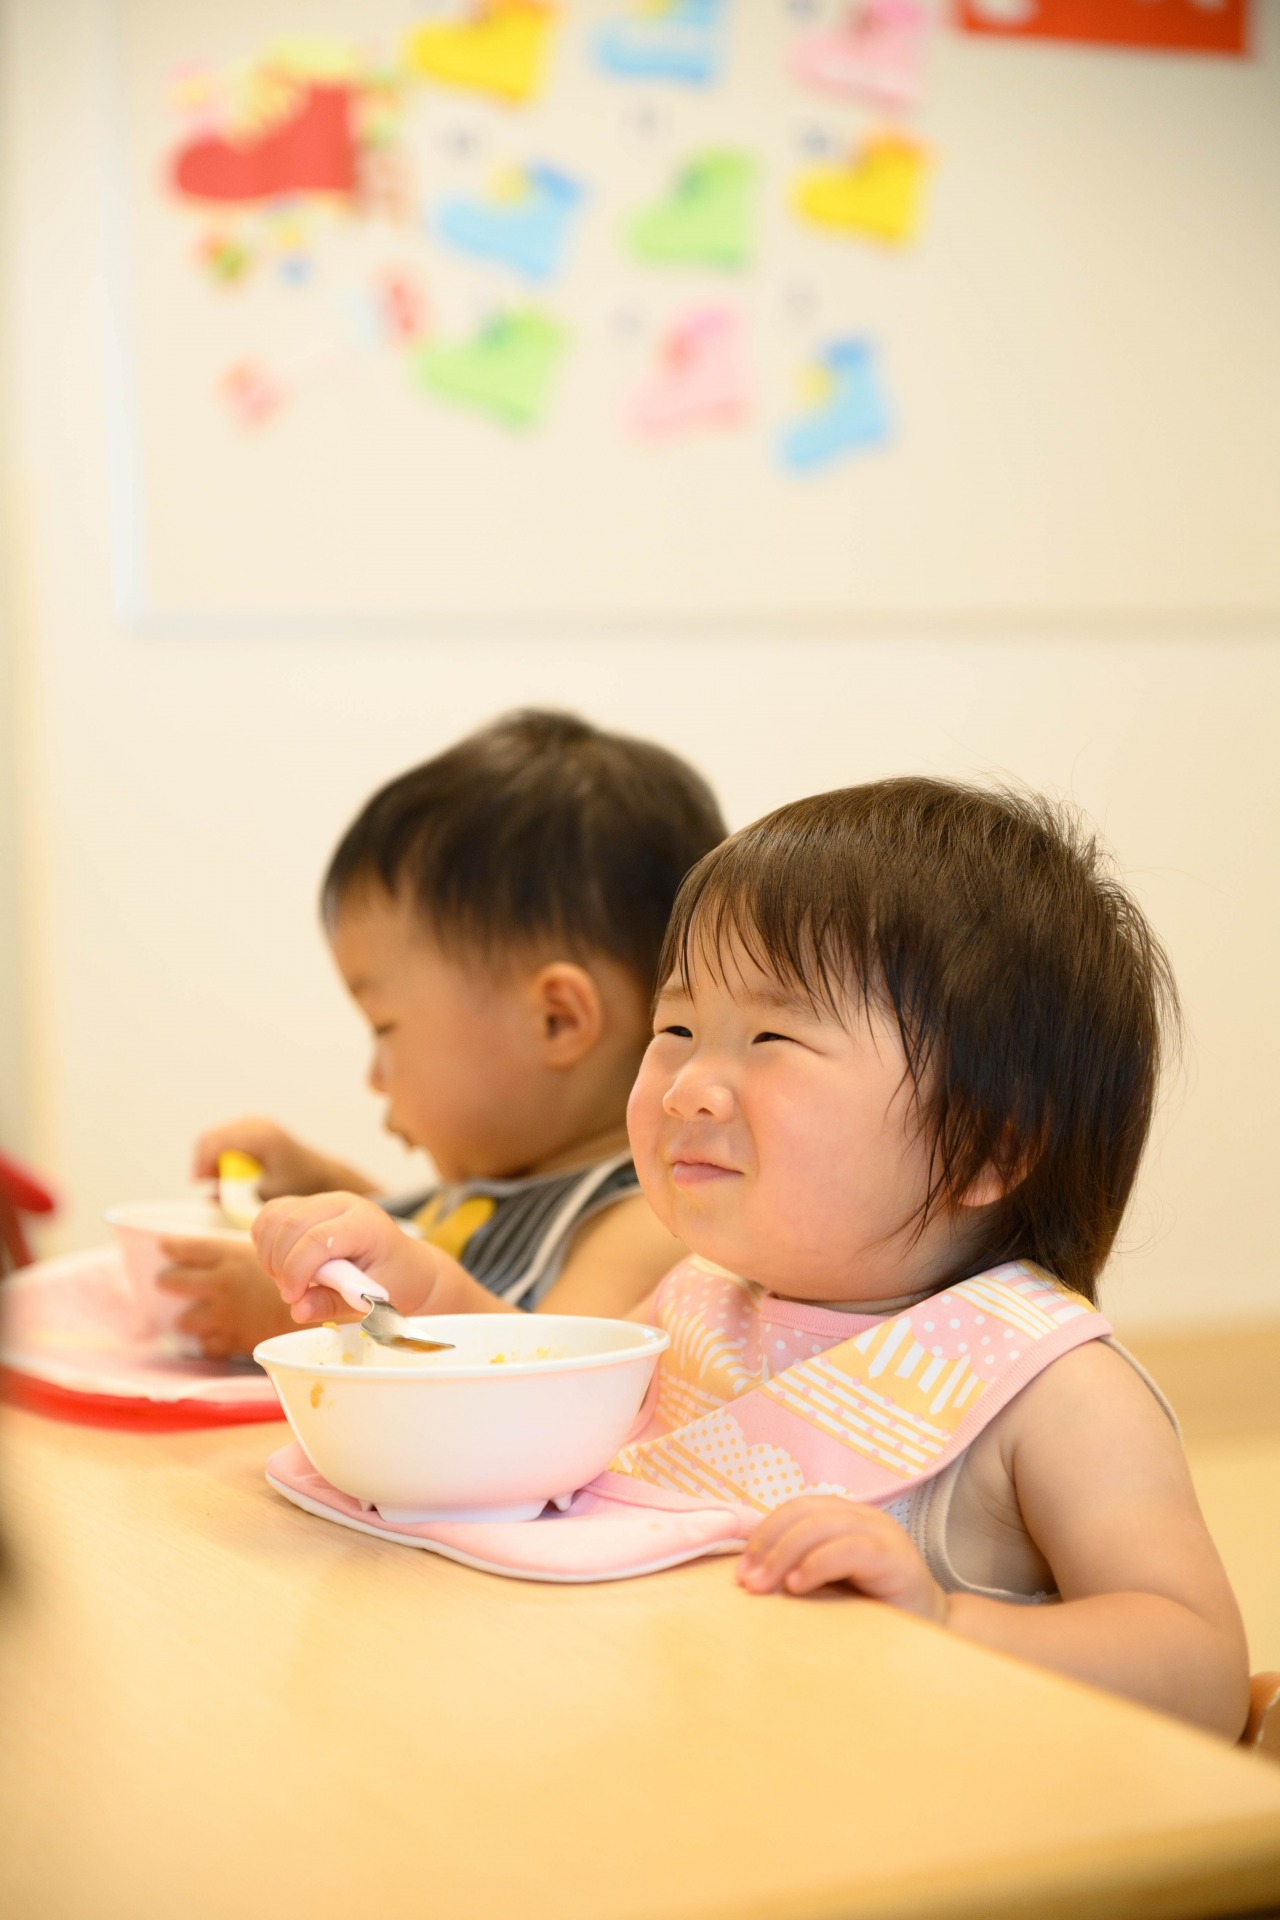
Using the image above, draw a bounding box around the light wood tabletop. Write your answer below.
[2,1407,1280,1920]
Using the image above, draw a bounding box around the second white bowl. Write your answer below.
[106,1197,251,1336]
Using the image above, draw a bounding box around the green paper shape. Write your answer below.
[416,310,568,428]
[629,151,757,271]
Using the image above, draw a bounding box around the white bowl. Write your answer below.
[253,1315,669,1523]
[105,1198,251,1335]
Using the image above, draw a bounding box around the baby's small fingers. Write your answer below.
[159,1235,221,1267]
[156,1266,216,1295]
[741,1495,858,1557]
[783,1535,892,1596]
[252,1201,316,1296]
[175,1299,219,1337]
[292,1287,345,1324]
[738,1511,850,1593]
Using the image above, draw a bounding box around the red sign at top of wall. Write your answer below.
[955,0,1250,56]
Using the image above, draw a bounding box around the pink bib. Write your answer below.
[266,1258,1109,1582]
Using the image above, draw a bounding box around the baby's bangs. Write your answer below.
[658,824,879,1021]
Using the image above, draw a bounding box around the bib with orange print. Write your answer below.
[600,1256,1108,1516]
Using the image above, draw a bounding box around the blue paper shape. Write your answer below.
[595,1,724,85]
[434,165,585,282]
[780,338,891,472]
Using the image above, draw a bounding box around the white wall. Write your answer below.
[4,0,1279,1334]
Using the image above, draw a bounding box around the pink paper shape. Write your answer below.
[792,0,927,112]
[631,305,748,437]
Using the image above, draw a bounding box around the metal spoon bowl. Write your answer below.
[317,1258,455,1356]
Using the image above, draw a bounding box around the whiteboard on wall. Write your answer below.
[110,0,1280,625]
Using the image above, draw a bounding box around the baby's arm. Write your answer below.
[945,1340,1248,1734]
[191,1116,378,1199]
[739,1342,1249,1738]
[252,1193,520,1323]
[539,1195,686,1318]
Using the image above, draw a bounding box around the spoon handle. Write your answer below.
[316,1258,390,1313]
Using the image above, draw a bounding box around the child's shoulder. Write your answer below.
[1000,1334,1177,1451]
[978,1334,1187,1543]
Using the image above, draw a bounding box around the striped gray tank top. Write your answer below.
[384,1151,640,1310]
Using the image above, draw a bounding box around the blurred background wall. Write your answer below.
[2,0,1277,1334]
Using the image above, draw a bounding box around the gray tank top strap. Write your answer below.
[891,1335,1179,1604]
[499,1153,635,1308]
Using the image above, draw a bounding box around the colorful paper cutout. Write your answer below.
[403,2,557,104]
[416,309,567,426]
[198,230,253,284]
[265,202,316,284]
[169,59,224,126]
[631,305,747,436]
[956,0,1248,56]
[375,267,430,343]
[220,360,289,427]
[792,1,928,112]
[594,0,725,85]
[780,338,889,471]
[172,81,357,202]
[629,151,757,269]
[435,165,584,280]
[793,133,929,245]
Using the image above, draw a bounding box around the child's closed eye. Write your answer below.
[657,1023,693,1039]
[752,1030,795,1045]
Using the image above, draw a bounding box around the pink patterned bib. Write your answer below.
[599,1257,1108,1514]
[266,1257,1110,1583]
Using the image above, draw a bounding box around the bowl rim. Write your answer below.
[105,1199,251,1240]
[253,1313,670,1382]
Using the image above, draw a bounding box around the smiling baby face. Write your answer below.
[628,936,985,1307]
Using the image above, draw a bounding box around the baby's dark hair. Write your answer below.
[323,710,727,994]
[660,779,1178,1300]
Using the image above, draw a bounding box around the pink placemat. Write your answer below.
[266,1441,748,1584]
[1,1248,285,1429]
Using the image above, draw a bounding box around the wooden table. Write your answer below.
[3,1409,1280,1920]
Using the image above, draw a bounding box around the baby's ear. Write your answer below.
[957,1163,1006,1210]
[957,1124,1037,1210]
[530,962,605,1066]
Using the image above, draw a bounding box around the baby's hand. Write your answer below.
[157,1239,295,1359]
[252,1192,461,1325]
[736,1495,948,1622]
[191,1117,373,1200]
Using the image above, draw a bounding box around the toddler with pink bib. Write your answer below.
[254,778,1249,1737]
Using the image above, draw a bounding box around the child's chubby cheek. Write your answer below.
[625,1071,677,1224]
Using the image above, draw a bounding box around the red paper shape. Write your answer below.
[954,0,1249,56]
[172,82,357,203]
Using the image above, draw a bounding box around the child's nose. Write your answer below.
[662,1066,733,1122]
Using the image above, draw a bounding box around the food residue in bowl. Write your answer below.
[307,1326,573,1369]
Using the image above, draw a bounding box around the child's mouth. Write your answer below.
[670,1159,739,1188]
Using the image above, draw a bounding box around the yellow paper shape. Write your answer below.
[794,133,929,246]
[801,362,834,406]
[403,1,556,105]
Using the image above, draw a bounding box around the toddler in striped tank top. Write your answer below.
[160,711,724,1354]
